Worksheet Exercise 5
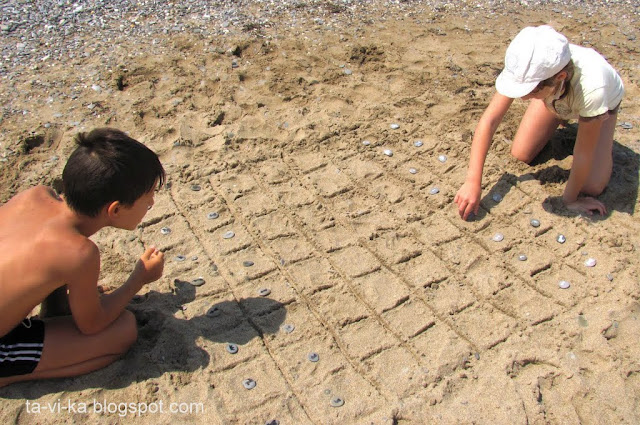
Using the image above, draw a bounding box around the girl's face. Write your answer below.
[521,71,568,101]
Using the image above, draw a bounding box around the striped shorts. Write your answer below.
[0,318,45,378]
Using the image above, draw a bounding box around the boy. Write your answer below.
[0,128,165,387]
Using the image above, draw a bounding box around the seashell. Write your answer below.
[437,154,447,163]
[258,288,271,297]
[344,69,352,75]
[518,254,527,261]
[175,255,186,262]
[557,234,566,244]
[362,140,371,146]
[308,352,319,362]
[190,184,201,191]
[206,306,221,317]
[429,187,440,195]
[584,258,596,267]
[492,233,504,242]
[191,277,206,287]
[330,397,345,408]
[242,378,256,390]
[226,343,238,354]
[390,123,400,130]
[558,280,570,289]
[160,227,171,235]
[383,149,393,157]
[414,140,423,147]
[191,256,198,261]
[619,122,632,129]
[281,324,295,333]
[207,212,219,219]
[409,168,418,174]
[492,193,502,202]
[243,261,254,267]
[530,219,540,228]
[223,230,235,239]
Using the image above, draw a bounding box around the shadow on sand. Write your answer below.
[0,280,287,398]
[476,124,639,219]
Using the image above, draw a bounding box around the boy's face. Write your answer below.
[118,188,156,230]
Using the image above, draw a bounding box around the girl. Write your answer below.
[454,25,624,220]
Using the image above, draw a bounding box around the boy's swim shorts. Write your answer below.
[0,318,45,377]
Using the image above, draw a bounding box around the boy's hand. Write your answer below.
[133,246,165,284]
[454,181,481,221]
[564,197,607,216]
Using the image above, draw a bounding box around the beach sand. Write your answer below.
[1,1,639,423]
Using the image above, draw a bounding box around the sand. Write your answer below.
[1,2,640,424]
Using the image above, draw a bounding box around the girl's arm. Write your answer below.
[455,93,514,220]
[562,115,607,215]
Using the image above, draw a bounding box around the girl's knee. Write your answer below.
[510,144,534,164]
[582,181,607,197]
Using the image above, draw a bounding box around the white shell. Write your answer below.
[558,280,570,289]
[429,187,440,195]
[584,258,597,267]
[383,149,393,157]
[518,254,527,261]
[160,227,171,235]
[492,193,502,202]
[557,234,566,244]
[437,154,447,163]
[530,219,540,228]
[492,233,504,242]
[223,230,235,239]
[390,123,400,129]
[362,140,371,146]
[409,168,417,174]
[414,140,423,147]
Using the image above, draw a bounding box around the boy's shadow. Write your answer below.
[0,281,287,398]
[478,125,639,218]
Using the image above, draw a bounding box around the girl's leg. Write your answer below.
[511,99,562,163]
[581,110,617,196]
[0,310,137,387]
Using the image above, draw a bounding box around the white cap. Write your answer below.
[496,25,571,98]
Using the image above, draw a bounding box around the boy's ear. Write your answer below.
[106,200,122,218]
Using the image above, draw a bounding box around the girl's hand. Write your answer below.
[454,181,482,221]
[564,196,607,216]
[133,246,165,284]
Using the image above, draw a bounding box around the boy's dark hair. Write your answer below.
[62,128,165,217]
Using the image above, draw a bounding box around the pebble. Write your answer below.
[559,280,571,289]
[362,140,371,146]
[557,234,566,244]
[437,154,447,163]
[206,306,221,317]
[207,212,220,219]
[383,149,393,157]
[160,227,171,235]
[330,397,345,408]
[429,187,440,195]
[518,254,527,261]
[226,343,239,354]
[308,352,320,362]
[258,288,271,297]
[223,230,235,239]
[619,122,632,129]
[242,378,256,390]
[190,184,201,191]
[530,219,540,228]
[390,123,400,130]
[414,140,423,147]
[492,233,504,242]
[281,324,295,333]
[409,168,417,174]
[606,273,614,281]
[191,277,206,286]
[492,193,502,203]
[265,421,279,425]
[243,260,255,267]
[175,255,186,262]
[343,68,352,75]
[584,258,597,267]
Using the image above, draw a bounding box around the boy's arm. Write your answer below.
[66,245,164,335]
[455,93,514,220]
[562,115,607,215]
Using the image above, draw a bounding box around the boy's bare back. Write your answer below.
[0,185,94,336]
